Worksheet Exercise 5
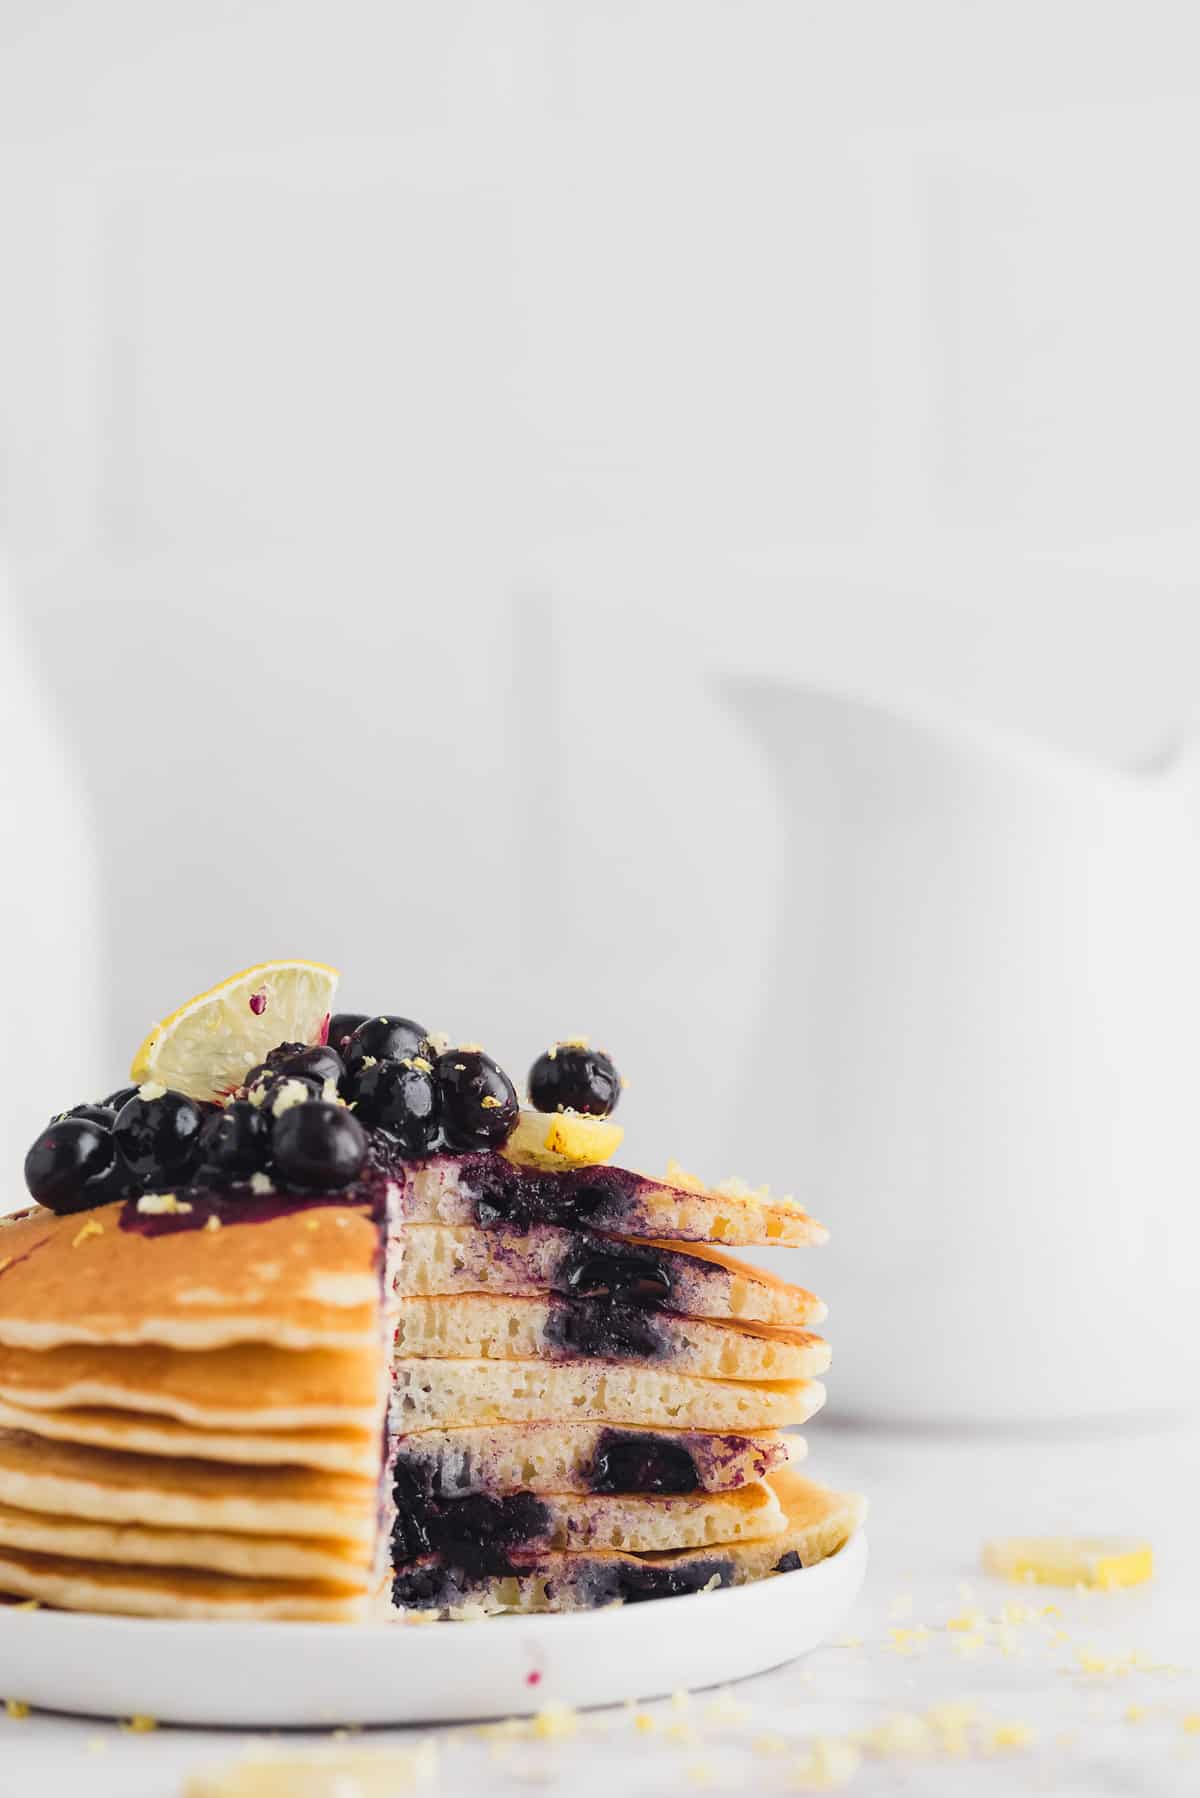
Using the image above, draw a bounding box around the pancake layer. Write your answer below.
[399,1157,824,1247]
[392,1422,796,1497]
[393,1293,831,1382]
[391,1359,825,1432]
[396,1223,825,1328]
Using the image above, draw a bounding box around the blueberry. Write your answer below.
[270,1102,368,1190]
[528,1044,620,1117]
[198,1100,271,1179]
[102,1085,139,1112]
[265,1043,345,1088]
[24,1118,116,1213]
[112,1091,205,1183]
[55,1103,118,1129]
[435,1049,519,1150]
[328,1012,369,1052]
[344,1017,432,1082]
[354,1058,440,1154]
[561,1243,672,1306]
[589,1431,699,1495]
[246,1070,325,1114]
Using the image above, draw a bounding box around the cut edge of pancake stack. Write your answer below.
[381,1153,864,1617]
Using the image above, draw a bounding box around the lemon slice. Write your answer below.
[982,1536,1153,1590]
[503,1108,624,1171]
[130,960,339,1101]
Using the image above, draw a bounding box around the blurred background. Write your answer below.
[4,1,1200,1423]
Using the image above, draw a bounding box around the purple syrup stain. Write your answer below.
[248,989,268,1015]
[117,1172,392,1238]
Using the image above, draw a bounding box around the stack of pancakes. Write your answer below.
[383,1153,863,1615]
[0,1153,863,1620]
[0,1198,388,1619]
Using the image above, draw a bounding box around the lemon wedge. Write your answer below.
[130,960,339,1101]
[982,1536,1153,1590]
[503,1109,624,1171]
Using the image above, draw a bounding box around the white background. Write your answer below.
[4,3,1200,1377]
[6,2,1200,1112]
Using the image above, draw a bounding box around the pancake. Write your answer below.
[391,1359,825,1432]
[0,1196,387,1350]
[0,1500,365,1583]
[0,1398,376,1474]
[395,1224,825,1328]
[0,1431,377,1542]
[391,1481,786,1561]
[394,1294,831,1383]
[400,1156,824,1247]
[0,1130,850,1621]
[0,1340,381,1430]
[0,1546,366,1620]
[392,1422,797,1497]
[389,1470,864,1616]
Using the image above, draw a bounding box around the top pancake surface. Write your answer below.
[0,1195,384,1350]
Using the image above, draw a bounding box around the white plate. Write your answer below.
[0,1534,866,1727]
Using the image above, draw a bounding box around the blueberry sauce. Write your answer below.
[543,1295,669,1360]
[772,1550,803,1574]
[575,1557,733,1605]
[557,1237,672,1307]
[454,1156,655,1233]
[391,1459,550,1577]
[588,1431,701,1495]
[116,1172,390,1238]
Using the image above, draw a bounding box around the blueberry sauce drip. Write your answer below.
[587,1431,700,1495]
[543,1294,669,1360]
[391,1459,550,1577]
[772,1550,803,1574]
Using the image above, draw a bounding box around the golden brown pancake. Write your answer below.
[0,1339,381,1429]
[0,1398,376,1474]
[0,1198,383,1350]
[0,1430,376,1542]
[0,1546,367,1620]
[0,1500,365,1583]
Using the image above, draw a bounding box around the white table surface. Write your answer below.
[1,1420,1195,1798]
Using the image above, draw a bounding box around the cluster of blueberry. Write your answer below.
[22,1013,621,1220]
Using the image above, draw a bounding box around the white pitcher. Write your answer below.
[722,679,1200,1426]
